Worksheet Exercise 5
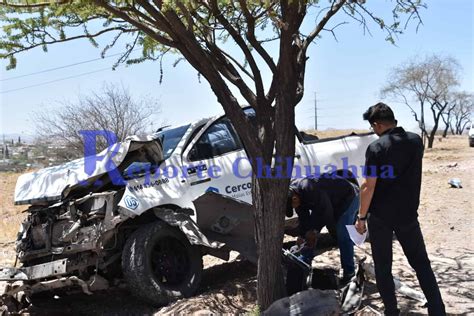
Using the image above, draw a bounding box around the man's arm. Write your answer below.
[314,191,335,233]
[295,207,311,237]
[355,176,377,233]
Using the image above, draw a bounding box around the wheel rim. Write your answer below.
[150,237,190,286]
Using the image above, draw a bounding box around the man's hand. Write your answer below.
[355,218,367,234]
[304,230,318,249]
[296,236,305,246]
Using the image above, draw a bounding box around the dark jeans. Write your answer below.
[368,215,446,316]
[335,194,359,277]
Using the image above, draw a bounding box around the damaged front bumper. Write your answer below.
[0,259,68,281]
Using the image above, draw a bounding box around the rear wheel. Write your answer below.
[122,221,203,306]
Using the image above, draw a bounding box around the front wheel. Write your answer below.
[122,221,203,306]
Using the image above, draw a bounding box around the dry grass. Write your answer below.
[423,135,472,162]
[0,172,26,244]
[304,129,371,139]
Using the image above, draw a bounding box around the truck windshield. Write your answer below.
[156,124,191,160]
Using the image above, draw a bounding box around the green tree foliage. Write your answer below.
[0,0,425,309]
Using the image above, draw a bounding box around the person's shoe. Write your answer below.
[340,272,355,286]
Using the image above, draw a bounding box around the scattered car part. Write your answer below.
[263,289,341,315]
[361,260,427,305]
[340,258,366,313]
[448,178,463,188]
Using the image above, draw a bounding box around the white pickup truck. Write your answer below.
[1,108,377,307]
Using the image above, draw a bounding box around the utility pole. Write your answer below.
[314,91,318,130]
[2,134,5,160]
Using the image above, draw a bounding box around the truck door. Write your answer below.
[292,135,310,177]
[182,117,253,203]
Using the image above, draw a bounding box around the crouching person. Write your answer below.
[287,173,360,285]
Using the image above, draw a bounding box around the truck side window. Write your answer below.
[189,119,242,161]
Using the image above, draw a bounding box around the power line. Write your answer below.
[1,67,117,94]
[1,49,138,82]
[314,91,318,130]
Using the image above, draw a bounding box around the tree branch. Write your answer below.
[238,0,277,74]
[93,1,176,48]
[322,21,348,42]
[206,0,265,107]
[302,0,347,52]
[0,0,70,8]
[2,26,137,58]
[219,49,254,80]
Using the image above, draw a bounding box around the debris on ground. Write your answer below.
[340,263,365,313]
[354,305,382,315]
[361,261,427,305]
[263,289,340,315]
[448,178,463,188]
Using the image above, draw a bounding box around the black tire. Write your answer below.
[121,221,203,306]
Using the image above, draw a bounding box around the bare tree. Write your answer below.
[440,93,457,138]
[382,55,461,148]
[451,91,473,135]
[34,83,159,159]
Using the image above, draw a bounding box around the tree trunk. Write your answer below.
[428,121,439,149]
[460,121,470,134]
[420,101,426,147]
[441,113,451,138]
[427,121,437,149]
[251,93,296,310]
[427,132,435,148]
[450,124,455,135]
[418,124,428,148]
[457,122,462,135]
[442,122,449,138]
[252,177,287,310]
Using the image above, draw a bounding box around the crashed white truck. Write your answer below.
[0,108,377,307]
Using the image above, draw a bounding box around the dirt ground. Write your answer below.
[0,135,472,315]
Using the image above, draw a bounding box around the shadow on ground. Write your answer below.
[15,259,257,316]
[5,236,474,315]
[359,244,474,315]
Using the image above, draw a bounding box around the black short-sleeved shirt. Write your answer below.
[365,126,424,225]
[290,175,357,236]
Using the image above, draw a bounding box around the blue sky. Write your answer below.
[0,0,472,137]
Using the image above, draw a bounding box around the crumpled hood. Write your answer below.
[14,135,163,205]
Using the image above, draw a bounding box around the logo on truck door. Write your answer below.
[225,182,251,194]
[224,182,252,199]
[206,186,220,193]
[124,195,139,210]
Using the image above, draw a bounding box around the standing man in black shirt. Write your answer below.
[355,103,445,315]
